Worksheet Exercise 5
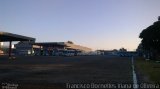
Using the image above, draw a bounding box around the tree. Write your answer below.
[136,43,143,56]
[119,48,127,52]
[139,17,160,60]
[67,41,74,44]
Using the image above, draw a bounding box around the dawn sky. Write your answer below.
[0,0,160,50]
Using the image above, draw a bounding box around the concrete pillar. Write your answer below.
[0,42,1,48]
[9,41,12,57]
[31,48,33,55]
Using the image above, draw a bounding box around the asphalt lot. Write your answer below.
[0,56,133,89]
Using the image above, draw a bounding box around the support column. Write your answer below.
[0,42,2,54]
[31,48,33,55]
[9,41,12,57]
[40,46,43,56]
[0,42,1,48]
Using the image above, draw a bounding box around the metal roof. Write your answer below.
[33,42,68,47]
[0,32,35,42]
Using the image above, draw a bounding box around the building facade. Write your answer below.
[15,41,92,56]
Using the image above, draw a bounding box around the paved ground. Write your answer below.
[0,56,133,89]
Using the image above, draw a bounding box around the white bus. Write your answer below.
[62,50,75,56]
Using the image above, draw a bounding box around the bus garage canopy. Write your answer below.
[0,31,35,57]
[34,42,68,47]
[0,32,35,42]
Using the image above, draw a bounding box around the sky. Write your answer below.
[0,0,160,51]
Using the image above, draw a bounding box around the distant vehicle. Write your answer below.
[52,49,75,56]
[62,50,75,56]
[77,52,82,56]
[118,52,133,57]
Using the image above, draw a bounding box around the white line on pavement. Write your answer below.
[132,56,138,89]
